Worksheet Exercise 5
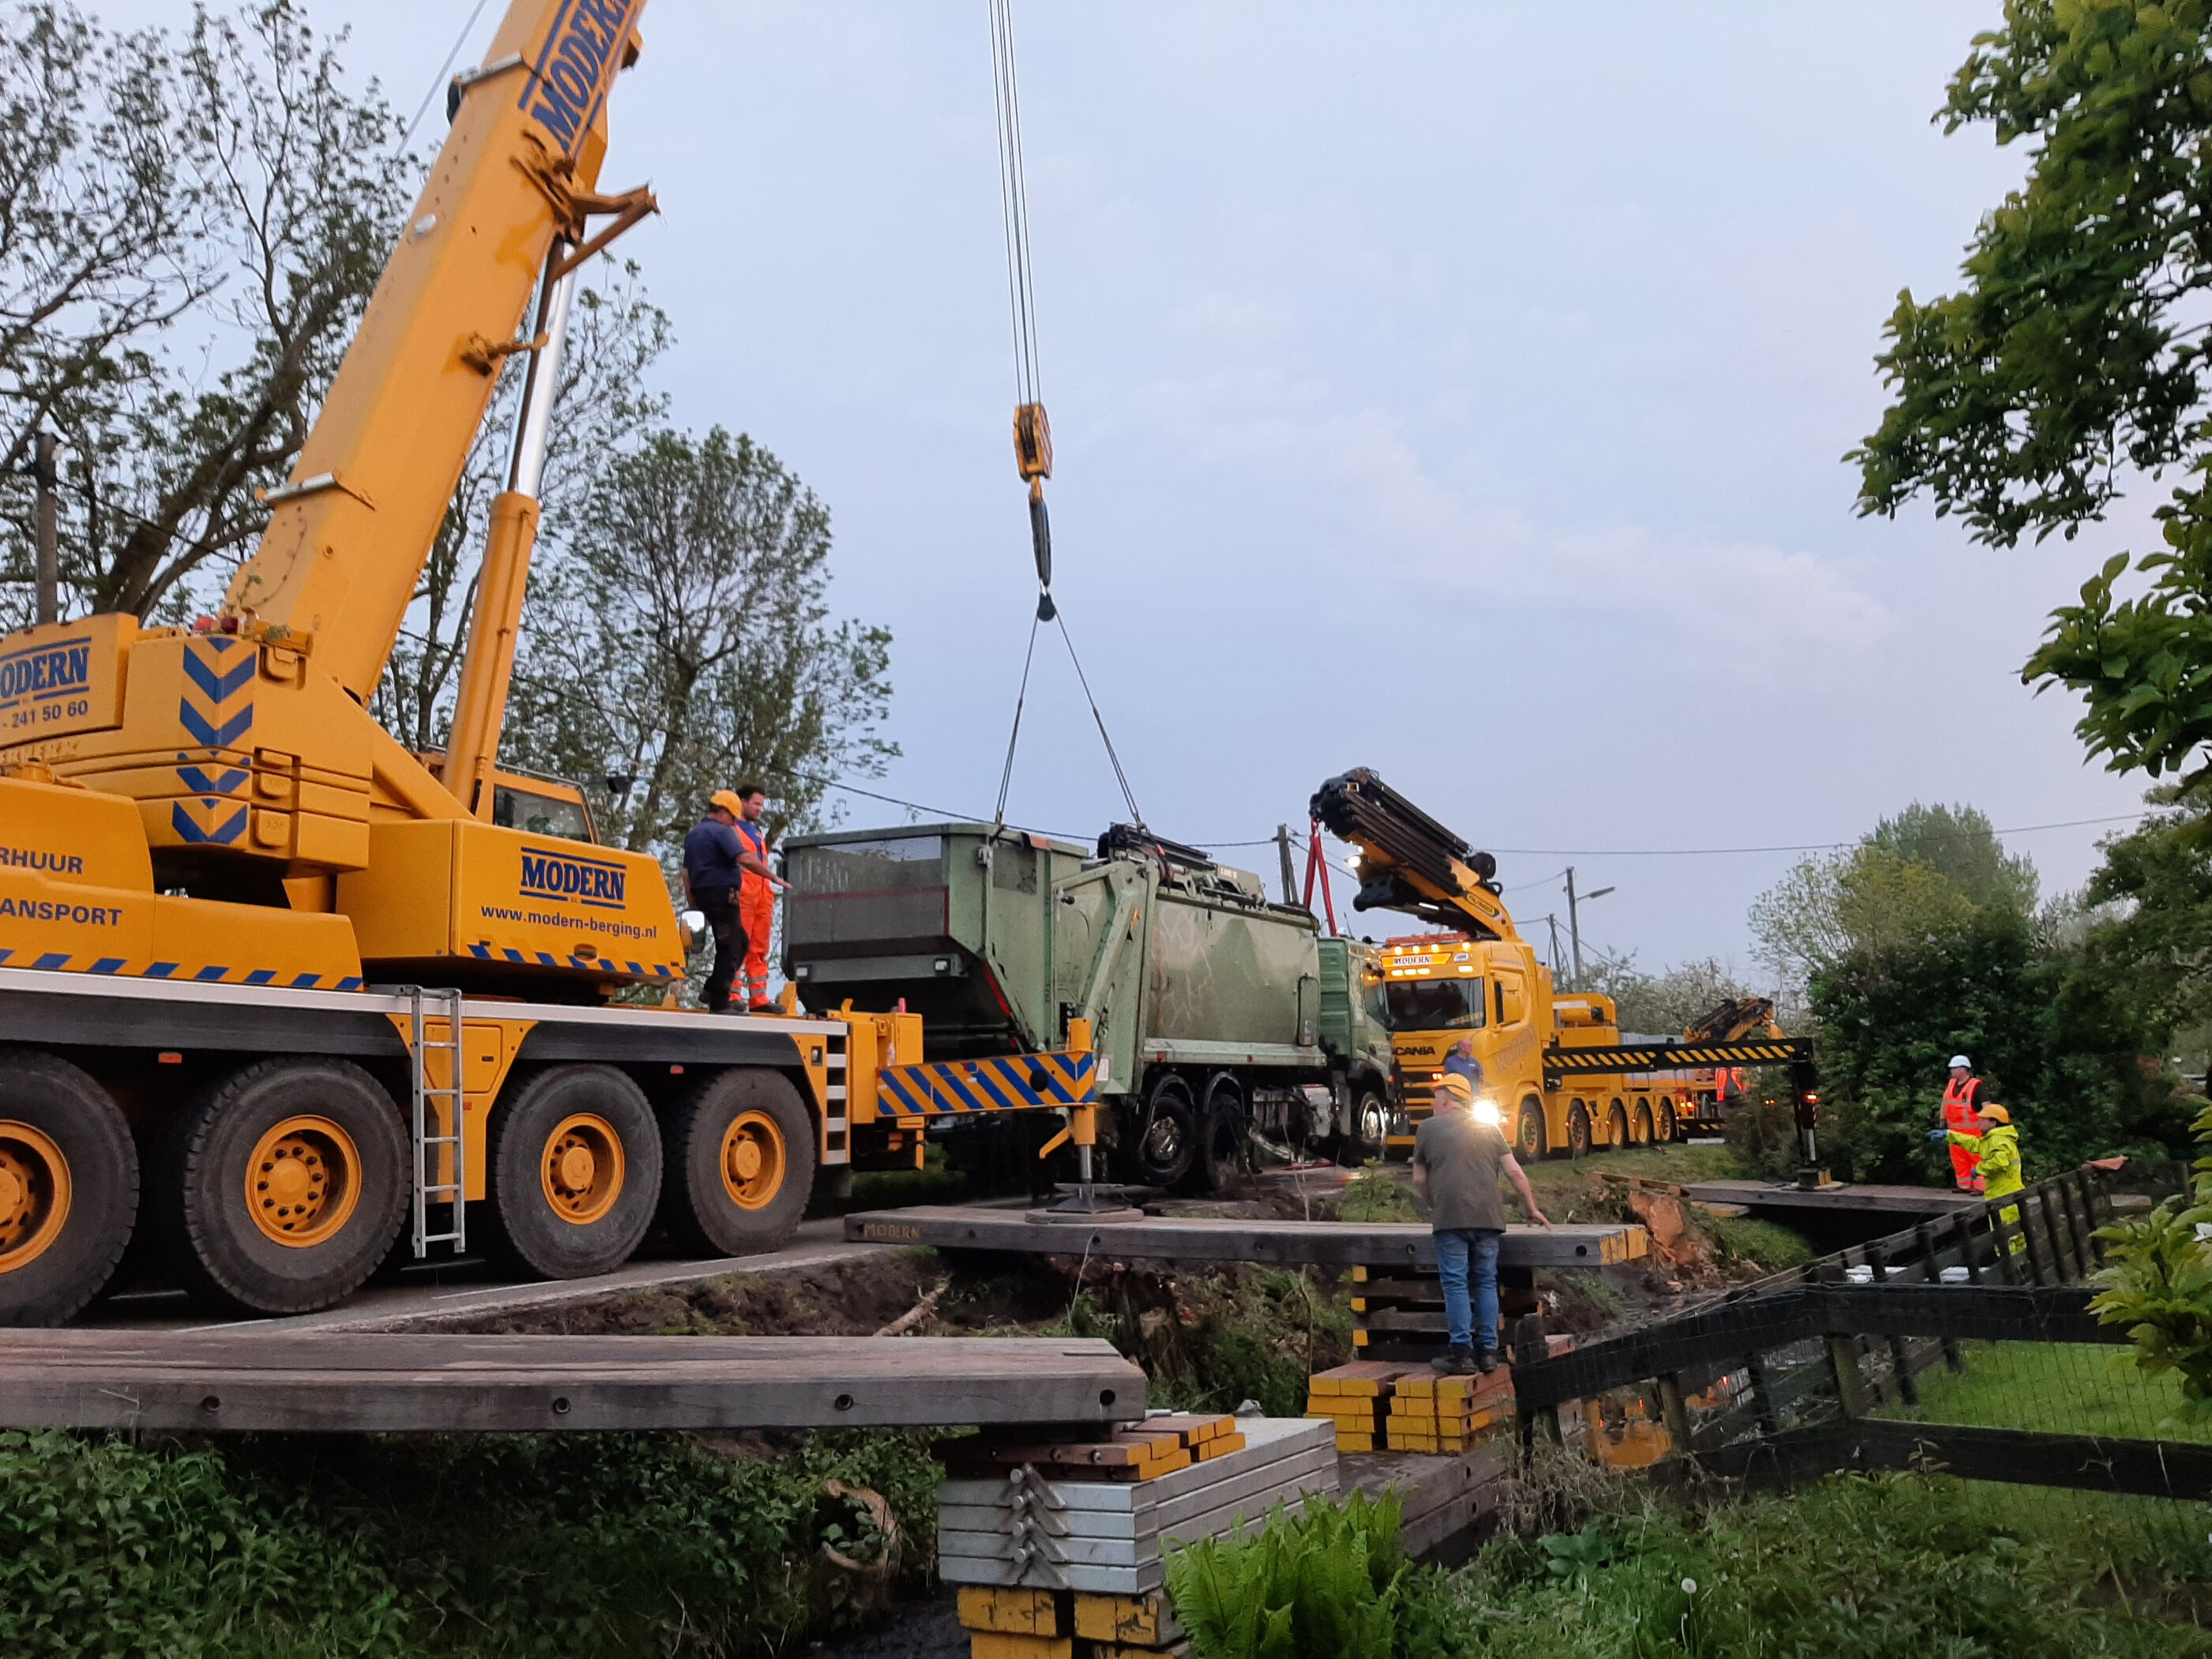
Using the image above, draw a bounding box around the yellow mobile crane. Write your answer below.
[1310,769,1812,1160]
[0,0,1097,1325]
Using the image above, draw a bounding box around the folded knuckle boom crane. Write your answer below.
[0,0,1104,1326]
[1311,769,1815,1162]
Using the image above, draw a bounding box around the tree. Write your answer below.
[1578,956,1765,1037]
[1850,1,2212,793]
[506,426,895,859]
[0,1,408,626]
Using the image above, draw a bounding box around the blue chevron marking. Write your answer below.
[245,969,275,985]
[33,952,69,970]
[626,961,644,976]
[504,948,525,963]
[91,957,124,973]
[171,802,246,845]
[536,952,556,966]
[146,961,177,977]
[194,965,228,981]
[182,648,254,702]
[179,702,254,747]
[337,976,362,991]
[290,973,322,988]
[179,766,248,796]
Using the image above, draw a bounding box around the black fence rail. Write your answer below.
[1511,1168,2212,1503]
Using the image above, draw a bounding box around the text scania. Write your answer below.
[521,0,639,152]
[519,850,627,910]
[0,639,91,710]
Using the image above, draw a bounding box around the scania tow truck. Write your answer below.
[1310,769,1813,1161]
[0,0,1093,1326]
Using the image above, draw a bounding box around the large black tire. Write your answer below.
[1125,1074,1197,1189]
[1655,1098,1678,1145]
[656,1068,815,1258]
[1515,1099,1548,1161]
[1608,1103,1631,1149]
[0,1051,138,1326]
[1338,1086,1389,1167]
[155,1059,408,1317]
[1566,1102,1593,1160]
[1191,1074,1246,1195]
[480,1065,660,1279]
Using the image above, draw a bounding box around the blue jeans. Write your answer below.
[1434,1227,1503,1353]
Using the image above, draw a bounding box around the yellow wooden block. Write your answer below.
[1335,1430,1375,1451]
[969,1634,1071,1659]
[1353,1265,1371,1282]
[957,1586,1063,1637]
[1196,1432,1248,1461]
[1074,1591,1181,1646]
[1352,1329,1370,1348]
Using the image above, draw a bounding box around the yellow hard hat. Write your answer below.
[709,789,744,814]
[1977,1103,2010,1126]
[1432,1073,1473,1102]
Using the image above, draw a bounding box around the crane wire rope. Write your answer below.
[401,0,492,152]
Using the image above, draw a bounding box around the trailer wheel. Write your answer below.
[156,1059,407,1316]
[1655,1099,1678,1143]
[1566,1103,1593,1159]
[481,1066,661,1279]
[1127,1074,1197,1189]
[1191,1075,1246,1194]
[1632,1104,1654,1146]
[656,1068,815,1257]
[1340,1088,1389,1167]
[1515,1100,1548,1161]
[0,1052,137,1326]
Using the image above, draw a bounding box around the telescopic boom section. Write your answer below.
[1309,768,1520,941]
[221,0,650,708]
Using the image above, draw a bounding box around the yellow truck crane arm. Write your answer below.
[0,0,686,997]
[1309,768,1521,942]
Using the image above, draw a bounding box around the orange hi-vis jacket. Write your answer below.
[1941,1074,1984,1192]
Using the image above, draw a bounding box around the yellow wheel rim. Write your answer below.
[0,1121,70,1273]
[720,1110,787,1211]
[542,1113,624,1225]
[246,1115,361,1248]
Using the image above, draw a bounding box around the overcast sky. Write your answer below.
[109,1,2155,982]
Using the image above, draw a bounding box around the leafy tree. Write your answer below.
[0,1,410,626]
[507,425,896,859]
[1850,0,2212,792]
[1578,956,1767,1037]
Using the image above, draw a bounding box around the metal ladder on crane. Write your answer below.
[408,986,468,1258]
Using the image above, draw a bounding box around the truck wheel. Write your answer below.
[481,1066,661,1279]
[157,1059,407,1316]
[1656,1099,1678,1143]
[1567,1103,1593,1159]
[656,1068,815,1257]
[1127,1075,1197,1189]
[1632,1104,1653,1146]
[0,1052,138,1326]
[1607,1102,1629,1148]
[1191,1076,1245,1194]
[1515,1100,1547,1161]
[1340,1088,1388,1167]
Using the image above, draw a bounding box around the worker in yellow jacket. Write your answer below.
[1932,1102,2024,1252]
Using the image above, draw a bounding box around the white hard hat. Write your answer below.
[1948,1055,1971,1070]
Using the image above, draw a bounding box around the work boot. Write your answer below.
[1430,1345,1478,1375]
[1477,1349,1502,1375]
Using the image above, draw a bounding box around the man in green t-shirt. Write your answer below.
[1413,1071,1550,1374]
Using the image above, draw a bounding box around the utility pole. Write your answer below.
[21,431,58,626]
[1275,823,1296,906]
[1544,913,1565,979]
[1563,867,1615,990]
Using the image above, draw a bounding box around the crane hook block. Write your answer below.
[1014,401,1053,482]
[1029,487,1053,594]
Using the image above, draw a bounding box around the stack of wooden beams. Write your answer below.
[1304,1360,1414,1450]
[1350,1265,1544,1362]
[938,1416,1338,1655]
[1387,1367,1516,1453]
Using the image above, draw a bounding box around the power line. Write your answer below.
[401,0,491,152]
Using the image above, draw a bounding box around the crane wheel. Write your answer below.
[1655,1099,1678,1144]
[1632,1104,1654,1146]
[1607,1102,1630,1149]
[0,1052,137,1326]
[1566,1103,1593,1160]
[656,1068,814,1257]
[480,1065,660,1280]
[1515,1100,1547,1161]
[155,1059,407,1316]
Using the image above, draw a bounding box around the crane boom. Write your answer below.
[1309,768,1520,941]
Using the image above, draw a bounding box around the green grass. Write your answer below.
[1518,1142,1743,1208]
[1699,1213,1813,1270]
[1336,1164,1423,1223]
[1883,1339,2212,1443]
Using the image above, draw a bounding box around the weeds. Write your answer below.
[1337,1163,1423,1224]
[1696,1213,1811,1270]
[1166,1491,1408,1659]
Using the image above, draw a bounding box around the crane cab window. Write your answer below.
[1495,972,1527,1025]
[1384,976,1485,1031]
[494,784,592,844]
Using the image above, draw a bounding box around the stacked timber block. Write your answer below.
[939,1416,1338,1658]
[1350,1263,1544,1363]
[1304,1360,1413,1451]
[1386,1366,1515,1454]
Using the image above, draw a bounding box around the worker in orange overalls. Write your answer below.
[1939,1054,1986,1192]
[731,782,785,1013]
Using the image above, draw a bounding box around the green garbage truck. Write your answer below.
[782,822,1394,1188]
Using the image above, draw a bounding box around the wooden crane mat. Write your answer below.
[845,1208,1645,1270]
[0,1331,1145,1435]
